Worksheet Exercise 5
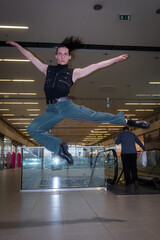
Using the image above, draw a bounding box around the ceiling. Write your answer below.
[0,0,160,146]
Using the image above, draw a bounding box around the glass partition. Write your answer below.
[138,149,160,178]
[116,149,160,185]
[21,146,118,190]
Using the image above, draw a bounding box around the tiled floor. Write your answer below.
[0,168,160,240]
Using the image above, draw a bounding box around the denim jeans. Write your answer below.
[27,99,126,154]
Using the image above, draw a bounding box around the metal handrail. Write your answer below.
[88,149,118,187]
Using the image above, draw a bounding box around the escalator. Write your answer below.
[89,149,118,187]
[110,149,160,195]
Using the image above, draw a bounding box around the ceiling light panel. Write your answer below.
[0,93,37,95]
[12,122,30,125]
[2,114,15,116]
[136,94,160,97]
[27,109,40,111]
[7,118,33,121]
[125,103,160,105]
[0,25,29,29]
[0,102,39,105]
[0,59,30,62]
[0,79,35,82]
[117,109,129,111]
[29,114,39,116]
[135,109,154,111]
[149,82,160,84]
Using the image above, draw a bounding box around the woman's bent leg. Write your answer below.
[27,111,62,154]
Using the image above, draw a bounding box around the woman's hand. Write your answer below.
[115,54,128,62]
[6,41,18,47]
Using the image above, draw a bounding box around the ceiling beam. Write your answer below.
[1,41,160,52]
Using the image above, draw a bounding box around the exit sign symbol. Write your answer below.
[119,15,131,20]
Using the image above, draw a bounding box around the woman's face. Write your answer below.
[55,47,71,65]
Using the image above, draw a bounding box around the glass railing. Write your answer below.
[21,146,118,190]
[89,149,118,187]
[138,149,160,186]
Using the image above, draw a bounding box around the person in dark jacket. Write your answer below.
[115,126,145,186]
[6,37,149,165]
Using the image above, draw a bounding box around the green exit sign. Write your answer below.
[119,15,131,20]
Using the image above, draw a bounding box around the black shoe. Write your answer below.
[59,142,74,165]
[127,119,150,129]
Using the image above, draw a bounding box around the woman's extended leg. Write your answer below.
[60,100,126,125]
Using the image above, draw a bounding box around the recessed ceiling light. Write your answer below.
[152,94,160,96]
[117,109,129,111]
[12,122,30,125]
[29,114,39,116]
[13,79,35,82]
[0,25,29,29]
[135,109,154,112]
[0,101,39,104]
[156,9,160,14]
[0,59,30,62]
[2,114,15,116]
[0,93,37,95]
[136,93,160,97]
[136,94,151,97]
[125,102,160,105]
[149,82,160,84]
[0,79,35,82]
[131,118,139,121]
[108,128,120,131]
[105,125,124,128]
[124,114,136,116]
[93,4,103,11]
[7,118,33,121]
[94,128,102,130]
[27,109,40,111]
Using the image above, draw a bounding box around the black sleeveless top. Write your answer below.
[44,64,74,101]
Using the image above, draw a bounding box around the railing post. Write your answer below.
[41,148,44,169]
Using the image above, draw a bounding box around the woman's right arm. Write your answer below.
[6,41,48,75]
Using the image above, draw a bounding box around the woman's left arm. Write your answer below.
[72,54,128,82]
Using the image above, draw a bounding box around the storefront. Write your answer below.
[0,133,22,170]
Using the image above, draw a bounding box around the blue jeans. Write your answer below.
[27,99,126,154]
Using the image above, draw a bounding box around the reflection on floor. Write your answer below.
[0,168,160,240]
[38,176,105,189]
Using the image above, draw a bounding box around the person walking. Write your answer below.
[6,37,149,165]
[115,126,145,187]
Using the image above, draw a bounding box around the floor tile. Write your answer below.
[0,169,160,240]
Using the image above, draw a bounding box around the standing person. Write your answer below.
[115,126,145,187]
[90,152,93,168]
[6,37,149,165]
